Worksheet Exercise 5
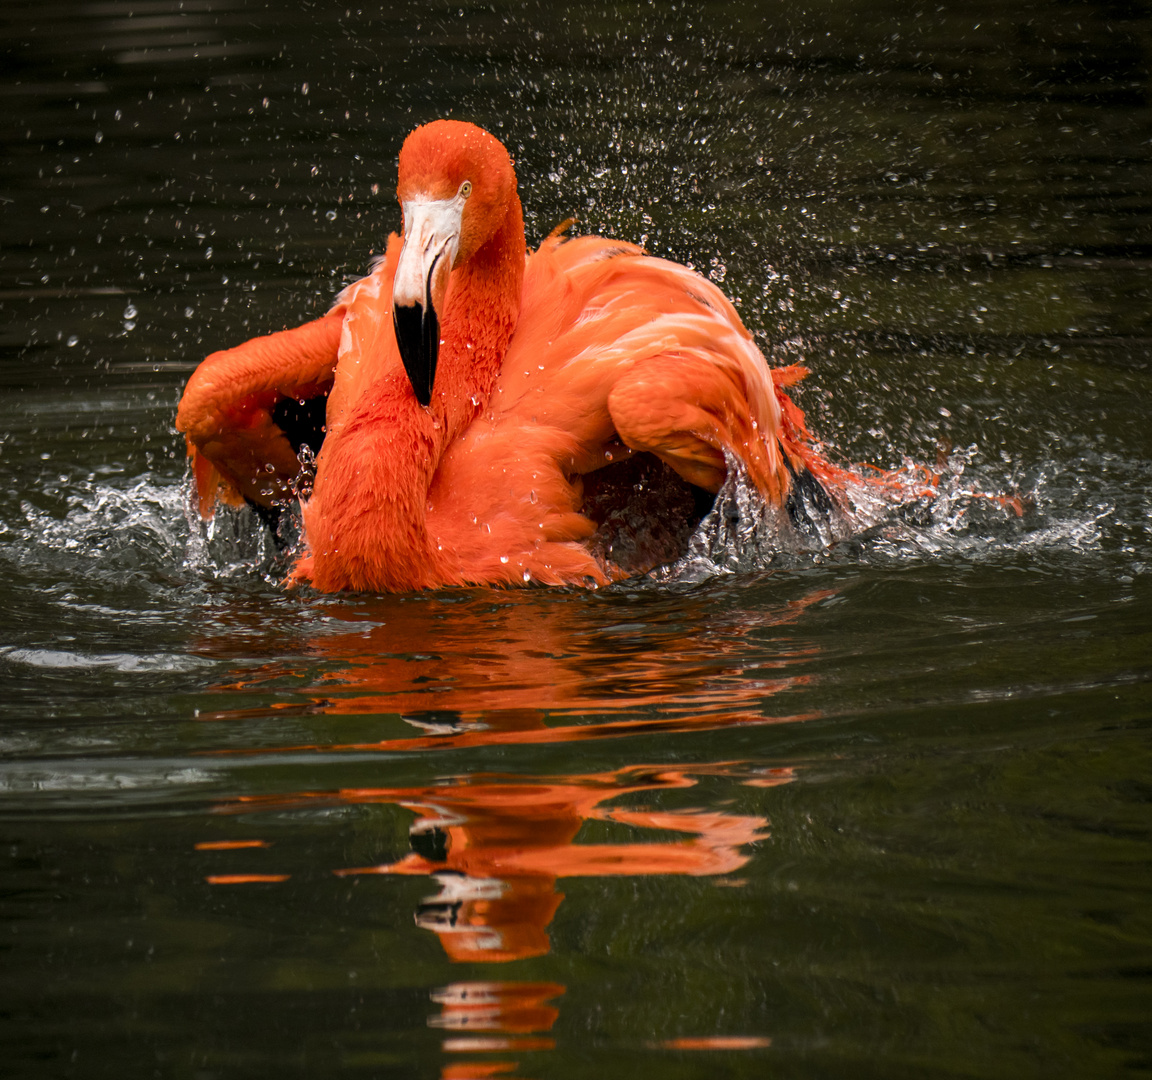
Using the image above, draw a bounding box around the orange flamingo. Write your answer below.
[177,119,930,592]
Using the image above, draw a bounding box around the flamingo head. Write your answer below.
[393,120,517,406]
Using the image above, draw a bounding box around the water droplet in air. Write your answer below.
[66,335,78,347]
[499,555,509,564]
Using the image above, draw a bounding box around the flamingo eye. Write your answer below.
[459,180,472,199]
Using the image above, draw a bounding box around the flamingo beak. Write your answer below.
[393,197,463,407]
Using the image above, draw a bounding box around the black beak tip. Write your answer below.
[393,301,438,408]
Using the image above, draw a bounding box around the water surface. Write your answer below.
[1,2,1150,1077]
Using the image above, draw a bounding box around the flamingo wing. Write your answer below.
[175,310,344,519]
[425,234,811,585]
[503,234,793,494]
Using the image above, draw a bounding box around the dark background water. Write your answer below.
[1,2,1150,1077]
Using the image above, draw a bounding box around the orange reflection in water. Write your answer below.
[200,586,834,755]
[659,1036,772,1050]
[219,761,789,963]
[303,593,816,719]
[204,872,288,884]
[432,979,563,1078]
[194,839,269,851]
[431,981,564,1037]
[213,763,783,1079]
[196,586,826,1074]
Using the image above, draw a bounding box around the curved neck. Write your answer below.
[434,188,526,438]
[303,190,526,591]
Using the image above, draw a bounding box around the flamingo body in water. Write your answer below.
[177,120,925,592]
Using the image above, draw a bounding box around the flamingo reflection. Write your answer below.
[431,979,563,1052]
[212,762,786,1079]
[196,584,822,1075]
[198,585,834,752]
[222,761,788,963]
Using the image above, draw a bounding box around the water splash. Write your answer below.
[0,472,287,590]
[181,485,297,582]
[0,447,1128,600]
[658,444,1106,583]
[0,476,188,582]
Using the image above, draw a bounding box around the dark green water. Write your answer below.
[1,2,1150,1077]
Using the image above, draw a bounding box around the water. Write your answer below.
[2,1,1151,1076]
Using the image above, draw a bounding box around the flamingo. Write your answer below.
[176,119,928,592]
